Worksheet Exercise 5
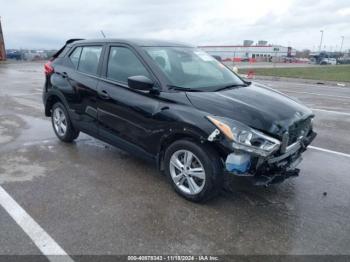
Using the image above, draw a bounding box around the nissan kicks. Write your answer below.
[43,39,316,202]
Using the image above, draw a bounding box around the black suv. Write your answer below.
[43,39,316,202]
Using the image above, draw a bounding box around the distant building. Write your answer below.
[243,40,254,46]
[258,40,268,46]
[199,44,296,61]
[0,17,6,61]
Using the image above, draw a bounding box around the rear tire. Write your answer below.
[164,139,223,202]
[51,102,79,143]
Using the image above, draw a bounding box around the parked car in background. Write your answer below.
[6,50,22,60]
[337,56,350,64]
[43,39,316,202]
[320,58,337,65]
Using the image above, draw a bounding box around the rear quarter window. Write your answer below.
[69,47,82,69]
[58,46,71,58]
[77,46,103,75]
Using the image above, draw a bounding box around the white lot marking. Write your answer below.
[277,90,350,100]
[312,108,350,116]
[0,186,73,262]
[309,146,350,158]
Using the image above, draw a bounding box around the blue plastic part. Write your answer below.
[226,162,250,173]
[225,153,251,174]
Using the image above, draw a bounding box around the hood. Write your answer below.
[186,82,313,137]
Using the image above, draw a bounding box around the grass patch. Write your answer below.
[239,65,350,82]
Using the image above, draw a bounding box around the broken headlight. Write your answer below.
[207,116,281,157]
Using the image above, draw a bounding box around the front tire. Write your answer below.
[164,139,223,202]
[51,102,79,143]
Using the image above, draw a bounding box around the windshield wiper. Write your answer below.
[214,83,250,92]
[167,85,203,92]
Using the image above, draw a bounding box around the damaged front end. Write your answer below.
[207,115,317,186]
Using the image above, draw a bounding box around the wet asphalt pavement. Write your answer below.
[0,62,349,256]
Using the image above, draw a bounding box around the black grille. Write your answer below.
[288,118,311,145]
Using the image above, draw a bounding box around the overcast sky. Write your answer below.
[1,0,349,51]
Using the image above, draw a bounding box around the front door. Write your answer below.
[97,46,161,157]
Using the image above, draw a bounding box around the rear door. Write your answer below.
[63,45,104,134]
[96,45,161,157]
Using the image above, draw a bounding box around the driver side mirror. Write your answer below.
[128,75,154,91]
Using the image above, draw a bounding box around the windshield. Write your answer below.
[143,47,245,91]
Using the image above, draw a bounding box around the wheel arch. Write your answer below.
[157,129,226,171]
[44,91,69,117]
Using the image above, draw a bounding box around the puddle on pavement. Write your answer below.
[0,113,53,149]
[0,115,25,145]
[16,114,52,143]
[0,111,133,184]
[0,155,46,184]
[0,95,43,118]
[0,114,50,184]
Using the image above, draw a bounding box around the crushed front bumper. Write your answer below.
[225,130,317,186]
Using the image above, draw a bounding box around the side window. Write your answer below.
[78,46,102,75]
[107,47,150,83]
[69,47,82,69]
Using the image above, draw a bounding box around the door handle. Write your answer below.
[99,90,110,99]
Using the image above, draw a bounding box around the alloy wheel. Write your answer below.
[53,107,67,137]
[169,149,206,195]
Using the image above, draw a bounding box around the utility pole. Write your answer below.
[340,36,344,53]
[319,30,324,52]
[0,17,6,61]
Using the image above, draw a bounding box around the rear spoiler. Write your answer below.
[50,38,85,60]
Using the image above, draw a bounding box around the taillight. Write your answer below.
[44,61,54,75]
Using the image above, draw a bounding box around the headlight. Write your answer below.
[207,116,281,157]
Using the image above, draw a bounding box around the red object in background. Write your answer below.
[0,18,6,61]
[44,61,54,75]
[247,70,255,79]
[222,58,232,62]
[233,58,241,62]
[249,58,256,63]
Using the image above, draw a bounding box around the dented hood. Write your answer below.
[186,82,313,137]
